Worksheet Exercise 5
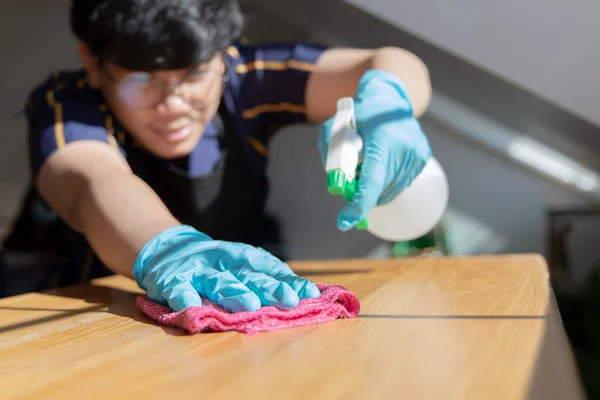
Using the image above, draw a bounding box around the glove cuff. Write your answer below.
[133,224,211,289]
[355,69,414,115]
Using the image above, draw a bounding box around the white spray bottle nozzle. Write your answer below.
[325,98,368,229]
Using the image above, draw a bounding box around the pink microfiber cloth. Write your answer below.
[136,283,360,335]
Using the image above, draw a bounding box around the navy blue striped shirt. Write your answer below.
[26,41,328,179]
[1,41,328,291]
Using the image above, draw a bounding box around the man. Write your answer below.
[1,0,432,312]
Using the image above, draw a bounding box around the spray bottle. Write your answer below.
[325,97,449,242]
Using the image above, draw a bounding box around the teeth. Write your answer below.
[158,126,187,132]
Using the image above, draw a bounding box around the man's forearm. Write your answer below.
[36,142,181,280]
[73,172,180,279]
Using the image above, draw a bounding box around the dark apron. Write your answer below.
[0,103,284,297]
[128,102,268,244]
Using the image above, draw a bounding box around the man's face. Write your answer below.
[89,52,225,159]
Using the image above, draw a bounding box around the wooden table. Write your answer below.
[0,255,585,399]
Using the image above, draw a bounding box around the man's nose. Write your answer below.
[155,92,192,115]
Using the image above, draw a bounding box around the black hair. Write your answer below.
[70,0,244,71]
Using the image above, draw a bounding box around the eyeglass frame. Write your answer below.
[97,54,229,110]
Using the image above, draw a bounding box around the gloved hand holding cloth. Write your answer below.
[134,225,321,313]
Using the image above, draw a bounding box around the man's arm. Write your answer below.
[25,72,321,312]
[36,141,179,278]
[25,80,181,279]
[304,47,432,122]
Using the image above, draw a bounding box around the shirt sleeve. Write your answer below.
[26,79,126,177]
[226,41,328,129]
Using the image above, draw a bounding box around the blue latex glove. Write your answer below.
[134,225,321,312]
[319,69,432,231]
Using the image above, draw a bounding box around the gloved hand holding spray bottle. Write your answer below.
[320,70,449,242]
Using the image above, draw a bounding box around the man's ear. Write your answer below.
[215,52,227,75]
[77,42,102,88]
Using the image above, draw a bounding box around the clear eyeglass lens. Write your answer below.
[118,70,219,108]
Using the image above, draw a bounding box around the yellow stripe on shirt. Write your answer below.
[104,115,119,150]
[226,46,241,59]
[46,90,65,148]
[241,103,306,119]
[247,136,267,156]
[235,60,316,74]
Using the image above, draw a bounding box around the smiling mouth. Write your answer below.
[151,124,193,143]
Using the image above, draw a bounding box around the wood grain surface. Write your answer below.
[0,255,585,399]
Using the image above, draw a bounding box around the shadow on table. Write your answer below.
[0,282,187,337]
[0,303,108,334]
[0,267,374,336]
[0,269,373,336]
